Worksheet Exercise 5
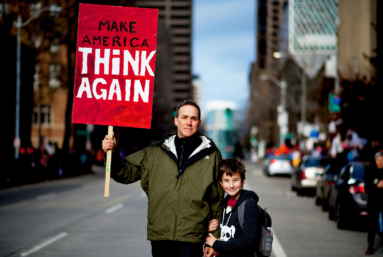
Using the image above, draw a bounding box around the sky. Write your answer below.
[192,0,256,118]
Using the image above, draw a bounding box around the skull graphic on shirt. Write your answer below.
[220,224,236,241]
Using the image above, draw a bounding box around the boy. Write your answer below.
[205,158,262,257]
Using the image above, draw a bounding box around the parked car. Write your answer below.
[291,156,333,196]
[263,155,294,176]
[315,162,343,211]
[328,161,370,229]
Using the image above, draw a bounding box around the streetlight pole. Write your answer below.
[13,5,62,159]
[260,75,288,147]
[300,62,307,152]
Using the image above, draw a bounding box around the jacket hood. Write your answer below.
[159,133,219,178]
[161,133,217,161]
[223,189,259,213]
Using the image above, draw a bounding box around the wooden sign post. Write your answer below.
[72,4,158,197]
[105,125,113,197]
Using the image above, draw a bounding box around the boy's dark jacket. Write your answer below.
[212,189,262,257]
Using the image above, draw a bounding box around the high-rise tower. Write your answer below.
[136,0,193,111]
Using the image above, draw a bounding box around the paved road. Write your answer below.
[0,162,381,256]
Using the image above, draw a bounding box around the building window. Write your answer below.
[29,2,41,16]
[173,33,190,38]
[0,3,10,17]
[259,39,266,55]
[260,57,266,68]
[174,98,189,102]
[171,24,190,29]
[141,6,165,10]
[174,52,190,56]
[174,79,191,84]
[33,64,40,90]
[174,89,190,93]
[33,105,51,126]
[175,61,191,65]
[50,38,60,53]
[49,64,61,88]
[174,42,190,47]
[171,15,190,19]
[174,70,190,74]
[171,6,190,11]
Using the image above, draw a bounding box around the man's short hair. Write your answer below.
[175,99,201,120]
[375,151,383,159]
[218,158,246,182]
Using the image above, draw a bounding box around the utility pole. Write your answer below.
[260,75,288,147]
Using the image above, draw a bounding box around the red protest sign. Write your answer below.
[72,4,158,129]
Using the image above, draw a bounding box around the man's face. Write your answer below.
[174,105,201,138]
[376,156,383,169]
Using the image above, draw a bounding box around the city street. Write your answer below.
[0,162,380,257]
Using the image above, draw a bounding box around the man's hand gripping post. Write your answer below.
[104,126,114,197]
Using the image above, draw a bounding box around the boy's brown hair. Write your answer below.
[218,157,246,181]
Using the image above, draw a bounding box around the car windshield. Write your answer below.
[305,158,332,168]
[269,154,290,160]
[274,156,289,160]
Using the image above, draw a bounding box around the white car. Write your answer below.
[291,156,334,196]
[264,156,294,176]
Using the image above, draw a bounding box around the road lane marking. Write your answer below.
[20,232,68,256]
[271,229,287,257]
[105,203,123,214]
[36,193,56,200]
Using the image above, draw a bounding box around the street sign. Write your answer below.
[277,111,288,127]
[329,92,341,113]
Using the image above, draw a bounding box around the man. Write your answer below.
[365,151,383,255]
[102,99,223,257]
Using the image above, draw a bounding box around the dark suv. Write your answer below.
[328,162,370,229]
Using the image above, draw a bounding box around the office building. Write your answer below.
[136,0,193,111]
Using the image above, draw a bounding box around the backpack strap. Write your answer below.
[237,199,247,229]
[238,200,269,229]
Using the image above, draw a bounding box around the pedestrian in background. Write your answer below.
[365,151,383,255]
[102,99,223,257]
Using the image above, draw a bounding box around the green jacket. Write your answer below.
[110,134,223,243]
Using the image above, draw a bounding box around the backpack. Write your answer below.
[238,200,273,257]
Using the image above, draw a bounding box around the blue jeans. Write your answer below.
[151,241,203,257]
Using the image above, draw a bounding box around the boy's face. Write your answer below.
[220,172,246,200]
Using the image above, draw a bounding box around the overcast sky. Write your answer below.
[192,0,256,117]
